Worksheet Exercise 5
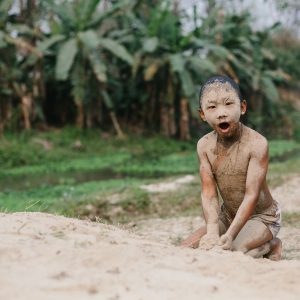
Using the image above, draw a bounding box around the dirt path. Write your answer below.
[0,176,299,299]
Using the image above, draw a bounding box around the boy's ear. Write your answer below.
[241,100,247,115]
[198,109,206,122]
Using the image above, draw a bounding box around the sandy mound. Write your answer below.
[1,212,300,300]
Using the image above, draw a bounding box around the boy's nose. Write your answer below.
[217,108,228,119]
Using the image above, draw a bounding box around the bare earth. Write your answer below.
[1,176,300,300]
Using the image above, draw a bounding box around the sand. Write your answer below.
[1,176,300,300]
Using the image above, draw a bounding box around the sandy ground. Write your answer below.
[1,176,300,300]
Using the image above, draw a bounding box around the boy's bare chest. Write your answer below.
[207,142,250,177]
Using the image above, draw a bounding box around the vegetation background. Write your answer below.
[0,0,299,225]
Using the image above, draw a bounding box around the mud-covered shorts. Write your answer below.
[219,200,281,238]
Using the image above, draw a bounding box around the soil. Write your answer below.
[1,176,300,300]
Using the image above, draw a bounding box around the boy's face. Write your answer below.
[199,82,247,138]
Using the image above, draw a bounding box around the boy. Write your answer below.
[181,76,282,260]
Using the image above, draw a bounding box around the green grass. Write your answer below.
[282,212,300,228]
[269,140,300,159]
[0,128,299,222]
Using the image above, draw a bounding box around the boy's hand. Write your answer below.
[218,234,233,250]
[199,233,219,250]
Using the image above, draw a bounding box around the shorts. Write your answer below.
[219,201,281,239]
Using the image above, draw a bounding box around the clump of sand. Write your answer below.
[1,212,300,300]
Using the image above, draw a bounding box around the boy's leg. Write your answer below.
[263,238,282,261]
[232,219,282,259]
[180,221,227,248]
[243,238,282,260]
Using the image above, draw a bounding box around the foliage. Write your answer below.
[0,0,299,138]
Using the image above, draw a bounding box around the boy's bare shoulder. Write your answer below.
[197,131,216,155]
[243,125,268,154]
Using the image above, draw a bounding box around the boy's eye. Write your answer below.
[225,102,233,106]
[208,105,216,109]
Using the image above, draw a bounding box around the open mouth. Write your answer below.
[218,122,230,130]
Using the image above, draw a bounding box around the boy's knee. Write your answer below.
[232,241,248,253]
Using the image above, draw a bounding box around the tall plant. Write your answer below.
[40,0,133,136]
[121,1,217,139]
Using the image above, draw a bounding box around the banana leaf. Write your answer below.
[261,76,279,102]
[169,54,185,73]
[179,70,195,98]
[143,37,159,53]
[88,51,107,83]
[98,37,133,65]
[55,38,78,80]
[101,90,114,110]
[0,31,7,48]
[37,35,66,52]
[78,30,100,50]
[187,56,217,74]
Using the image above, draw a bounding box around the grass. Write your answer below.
[0,128,299,224]
[269,140,300,158]
[282,212,300,228]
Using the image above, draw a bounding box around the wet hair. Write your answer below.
[198,75,242,109]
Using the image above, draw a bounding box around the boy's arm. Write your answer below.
[197,139,220,236]
[220,138,269,249]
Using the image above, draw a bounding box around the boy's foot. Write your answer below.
[265,238,282,261]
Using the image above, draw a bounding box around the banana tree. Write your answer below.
[39,0,133,136]
[0,0,45,131]
[196,8,289,132]
[124,1,218,139]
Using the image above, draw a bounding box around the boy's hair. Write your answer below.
[199,75,242,108]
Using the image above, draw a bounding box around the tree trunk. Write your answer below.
[21,94,33,130]
[75,101,84,129]
[168,106,176,136]
[160,104,169,136]
[109,111,125,139]
[179,98,190,141]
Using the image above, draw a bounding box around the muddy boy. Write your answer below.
[181,75,282,260]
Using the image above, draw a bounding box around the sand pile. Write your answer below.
[1,212,300,300]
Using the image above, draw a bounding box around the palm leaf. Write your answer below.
[98,38,133,65]
[55,38,78,80]
[208,45,231,59]
[88,51,107,83]
[79,0,102,28]
[88,2,123,28]
[0,31,7,48]
[78,30,100,50]
[179,70,195,98]
[101,90,114,110]
[169,54,185,73]
[71,61,85,105]
[187,57,217,74]
[261,76,279,102]
[143,37,159,53]
[37,35,66,52]
[43,0,76,32]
